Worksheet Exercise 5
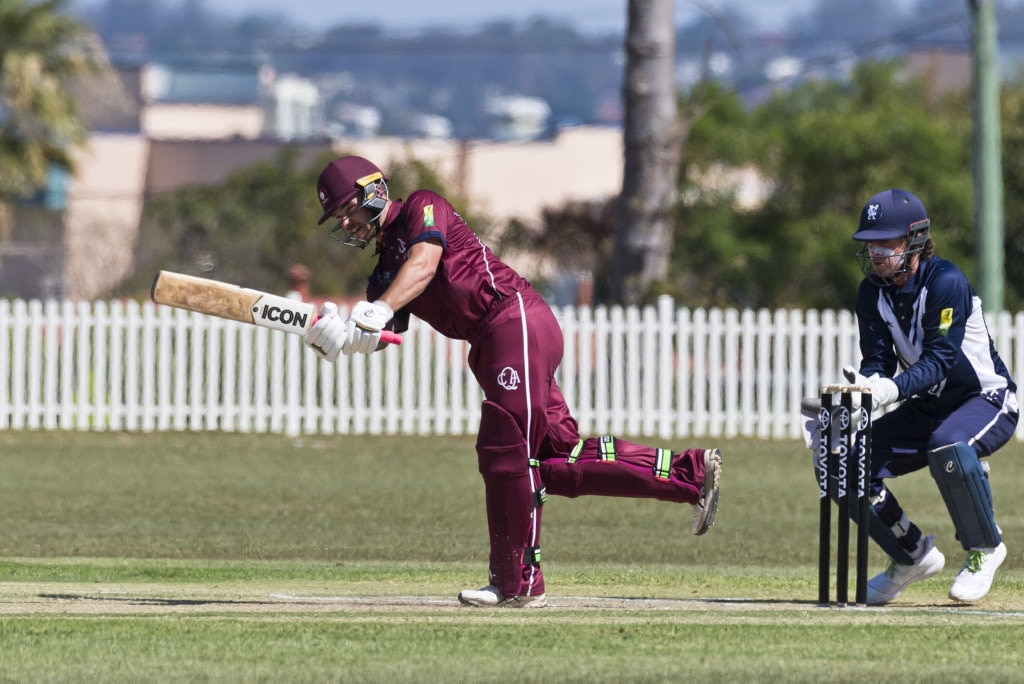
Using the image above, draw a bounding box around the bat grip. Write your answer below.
[309,312,403,346]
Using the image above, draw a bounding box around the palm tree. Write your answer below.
[0,0,97,208]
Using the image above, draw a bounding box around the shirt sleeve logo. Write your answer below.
[939,307,953,336]
[423,204,435,228]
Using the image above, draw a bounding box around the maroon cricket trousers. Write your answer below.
[469,291,708,598]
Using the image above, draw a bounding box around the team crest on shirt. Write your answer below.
[498,366,521,391]
[939,307,953,336]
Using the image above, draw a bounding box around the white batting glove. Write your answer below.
[338,300,393,355]
[349,300,394,333]
[304,302,346,362]
[341,319,380,355]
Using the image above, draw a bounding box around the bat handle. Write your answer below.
[309,312,402,346]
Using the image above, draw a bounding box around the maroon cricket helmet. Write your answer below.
[316,156,389,225]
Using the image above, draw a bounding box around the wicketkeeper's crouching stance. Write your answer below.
[302,156,722,608]
[802,188,1019,605]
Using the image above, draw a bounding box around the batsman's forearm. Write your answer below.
[378,242,442,313]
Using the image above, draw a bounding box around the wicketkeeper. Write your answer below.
[807,189,1018,605]
[303,156,723,607]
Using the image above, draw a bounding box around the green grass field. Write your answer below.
[2,431,1023,681]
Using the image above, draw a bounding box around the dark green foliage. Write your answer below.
[501,61,992,311]
[999,83,1024,312]
[671,60,973,310]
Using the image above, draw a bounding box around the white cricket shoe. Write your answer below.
[949,542,1007,603]
[866,535,945,605]
[458,585,547,608]
[691,449,722,536]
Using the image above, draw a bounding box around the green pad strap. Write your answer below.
[653,448,673,480]
[567,439,585,464]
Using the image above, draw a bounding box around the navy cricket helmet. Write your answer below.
[853,189,929,242]
[854,189,931,285]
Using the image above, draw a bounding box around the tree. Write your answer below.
[0,0,97,204]
[668,60,973,310]
[997,80,1024,312]
[496,59,985,312]
[611,0,683,305]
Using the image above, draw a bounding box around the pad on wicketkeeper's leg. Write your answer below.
[929,442,1001,551]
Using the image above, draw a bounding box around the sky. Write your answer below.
[194,0,825,35]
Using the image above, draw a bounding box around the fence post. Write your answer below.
[656,296,674,439]
[723,308,740,438]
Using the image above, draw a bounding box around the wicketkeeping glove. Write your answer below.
[842,365,899,407]
[866,375,899,407]
[342,300,394,355]
[842,366,872,388]
[305,302,346,362]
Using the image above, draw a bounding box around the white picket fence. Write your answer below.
[3,295,1024,440]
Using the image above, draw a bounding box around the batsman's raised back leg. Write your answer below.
[539,437,722,535]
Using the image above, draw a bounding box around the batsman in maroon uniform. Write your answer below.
[305,156,723,607]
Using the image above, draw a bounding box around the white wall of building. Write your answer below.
[65,133,150,300]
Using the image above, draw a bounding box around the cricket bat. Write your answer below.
[150,270,402,345]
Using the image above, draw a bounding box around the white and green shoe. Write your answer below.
[866,535,945,605]
[949,542,1006,603]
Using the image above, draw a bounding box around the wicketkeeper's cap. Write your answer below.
[316,156,388,225]
[853,189,928,242]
